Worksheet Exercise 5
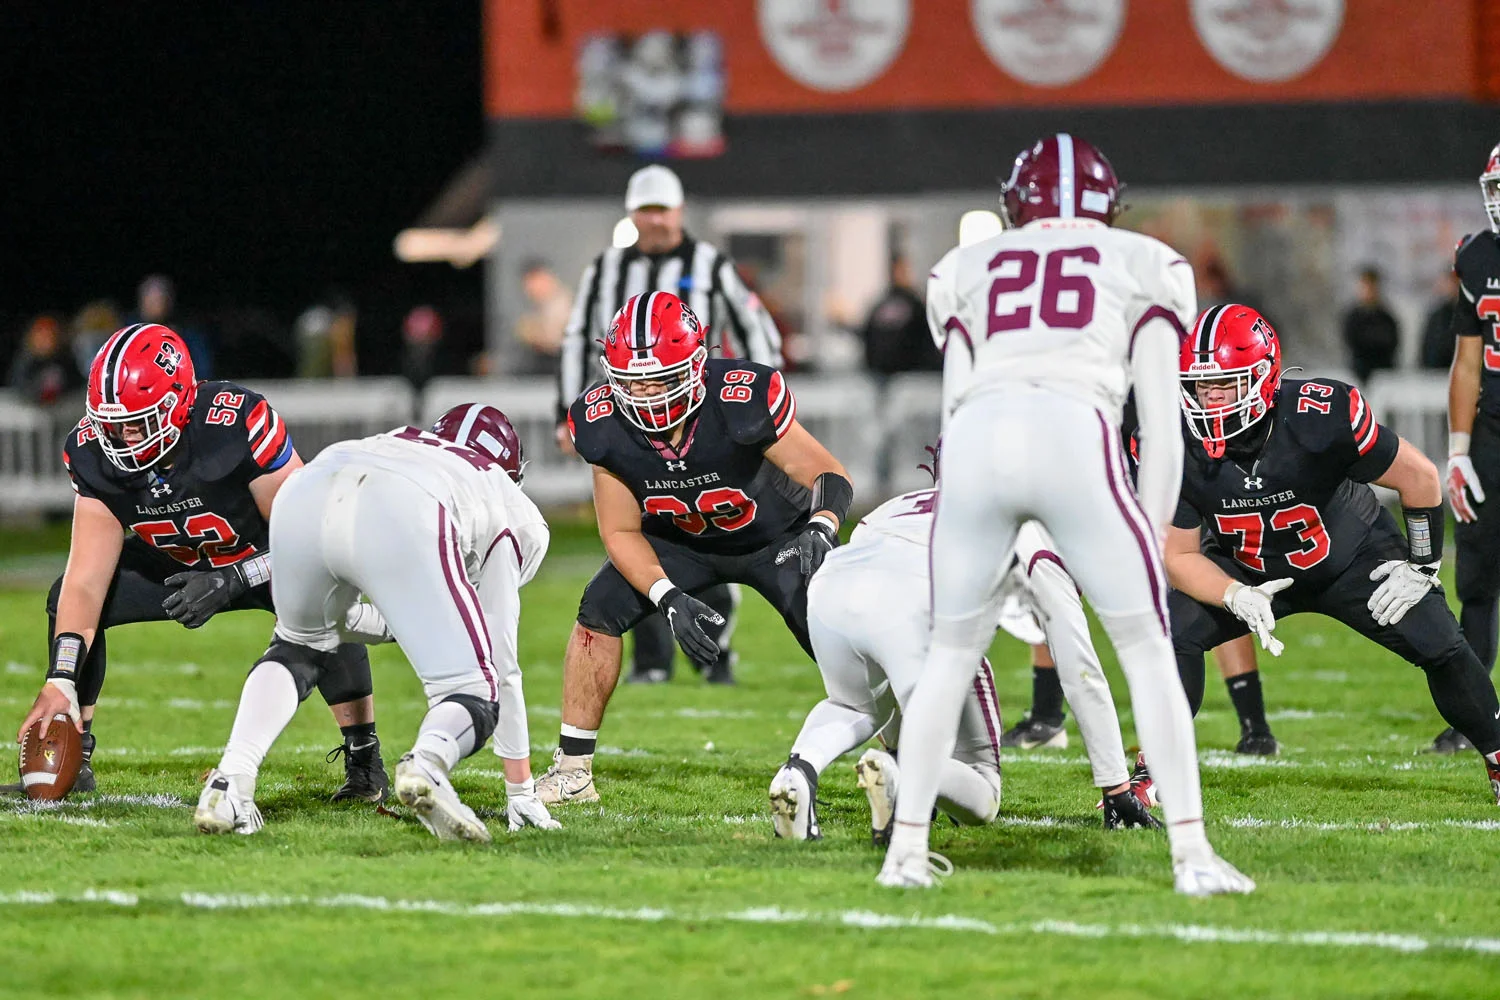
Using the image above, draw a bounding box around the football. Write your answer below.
[18,714,83,801]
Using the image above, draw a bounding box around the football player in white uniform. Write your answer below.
[195,404,558,842]
[879,135,1251,896]
[769,486,1157,843]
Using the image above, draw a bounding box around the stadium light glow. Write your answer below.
[958,210,1004,247]
[612,217,640,249]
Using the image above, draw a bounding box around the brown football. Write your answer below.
[19,714,83,801]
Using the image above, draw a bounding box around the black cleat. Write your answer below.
[626,666,672,684]
[999,714,1067,749]
[74,731,97,794]
[328,738,389,804]
[1235,730,1280,756]
[1103,788,1163,830]
[1428,726,1474,754]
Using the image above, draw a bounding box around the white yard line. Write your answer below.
[0,888,1495,956]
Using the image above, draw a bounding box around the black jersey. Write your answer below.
[1453,231,1500,419]
[62,381,294,571]
[568,359,810,555]
[1173,378,1400,587]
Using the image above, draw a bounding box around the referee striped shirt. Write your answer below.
[555,233,784,422]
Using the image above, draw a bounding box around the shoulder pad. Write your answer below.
[190,383,292,478]
[567,383,620,464]
[709,360,795,446]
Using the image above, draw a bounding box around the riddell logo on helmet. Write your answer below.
[1188,362,1222,375]
[94,403,128,418]
[627,357,663,372]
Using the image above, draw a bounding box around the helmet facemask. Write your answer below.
[89,391,184,472]
[605,345,708,432]
[1179,360,1274,454]
[1483,168,1500,234]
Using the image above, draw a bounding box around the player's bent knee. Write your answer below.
[254,640,329,703]
[441,693,500,752]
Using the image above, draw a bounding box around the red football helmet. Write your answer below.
[1481,142,1500,233]
[86,323,197,472]
[430,403,525,483]
[1179,305,1282,458]
[601,291,708,432]
[1000,133,1124,229]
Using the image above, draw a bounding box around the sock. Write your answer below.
[936,760,1000,825]
[1225,670,1270,735]
[1030,666,1065,726]
[788,699,879,774]
[560,723,597,758]
[81,718,93,733]
[219,662,300,780]
[340,720,378,750]
[411,701,478,772]
[1423,650,1500,755]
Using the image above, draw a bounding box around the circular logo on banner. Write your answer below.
[1192,0,1344,82]
[758,0,911,92]
[971,0,1126,88]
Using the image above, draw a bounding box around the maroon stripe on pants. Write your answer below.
[1094,411,1169,634]
[437,505,498,700]
[973,657,1003,773]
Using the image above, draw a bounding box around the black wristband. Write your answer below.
[48,632,87,681]
[1402,505,1444,564]
[810,472,854,524]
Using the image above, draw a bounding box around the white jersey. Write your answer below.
[926,218,1195,423]
[848,488,939,551]
[309,428,549,585]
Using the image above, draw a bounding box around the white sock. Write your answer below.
[218,662,300,780]
[411,701,479,773]
[789,699,878,774]
[938,761,1000,826]
[891,639,980,827]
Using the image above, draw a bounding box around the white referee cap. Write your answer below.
[625,165,684,211]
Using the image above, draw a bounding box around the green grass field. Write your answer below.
[2,520,1498,999]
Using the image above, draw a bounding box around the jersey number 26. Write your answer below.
[987,247,1099,337]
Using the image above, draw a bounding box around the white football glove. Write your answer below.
[1447,454,1486,523]
[1223,578,1293,657]
[506,779,561,832]
[1367,560,1441,627]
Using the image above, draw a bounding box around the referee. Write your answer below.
[555,164,785,685]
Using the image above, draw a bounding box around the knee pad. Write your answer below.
[316,643,374,706]
[576,563,651,637]
[442,693,499,749]
[255,640,330,703]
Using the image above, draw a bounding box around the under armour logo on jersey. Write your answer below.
[665,459,688,472]
[154,342,184,375]
[150,480,173,498]
[1243,476,1264,490]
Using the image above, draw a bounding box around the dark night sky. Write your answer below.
[1,3,484,371]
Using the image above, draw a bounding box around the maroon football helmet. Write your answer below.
[1179,304,1282,458]
[430,403,525,483]
[1481,142,1500,232]
[86,323,197,471]
[601,291,709,432]
[999,133,1124,229]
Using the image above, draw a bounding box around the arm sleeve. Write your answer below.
[713,254,784,367]
[476,545,528,759]
[1344,384,1401,482]
[557,258,601,423]
[1129,320,1186,542]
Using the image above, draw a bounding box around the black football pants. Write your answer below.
[1454,410,1500,673]
[46,537,372,709]
[1170,512,1500,755]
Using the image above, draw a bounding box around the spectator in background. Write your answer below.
[1421,270,1463,371]
[861,255,941,376]
[8,314,82,406]
[1342,266,1401,383]
[70,299,121,372]
[511,259,572,375]
[402,304,443,394]
[1198,253,1271,326]
[295,291,358,378]
[133,274,214,378]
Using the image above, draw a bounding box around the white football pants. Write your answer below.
[893,388,1204,848]
[268,462,530,758]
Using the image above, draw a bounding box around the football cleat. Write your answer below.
[876,845,954,889]
[1429,726,1474,754]
[768,754,822,841]
[854,748,899,847]
[999,715,1067,750]
[394,752,490,843]
[535,748,599,805]
[626,666,672,685]
[194,769,263,835]
[1235,730,1280,756]
[1129,751,1158,808]
[1173,851,1257,896]
[1485,752,1500,805]
[328,737,390,804]
[1102,788,1163,830]
[74,731,97,794]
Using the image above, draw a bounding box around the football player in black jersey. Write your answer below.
[1439,143,1500,753]
[12,324,388,801]
[536,292,852,804]
[1165,305,1500,802]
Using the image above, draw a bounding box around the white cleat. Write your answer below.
[1173,851,1257,897]
[395,752,491,843]
[877,844,954,889]
[535,748,599,805]
[194,769,263,835]
[768,754,821,841]
[854,748,899,848]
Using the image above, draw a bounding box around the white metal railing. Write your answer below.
[0,370,1446,516]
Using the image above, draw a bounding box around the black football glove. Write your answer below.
[797,519,839,579]
[162,564,251,628]
[658,587,725,666]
